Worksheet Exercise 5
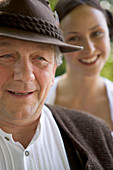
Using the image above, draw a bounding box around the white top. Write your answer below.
[0,105,70,170]
[46,76,113,123]
[103,77,113,122]
[46,76,60,105]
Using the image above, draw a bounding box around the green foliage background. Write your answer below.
[49,0,113,81]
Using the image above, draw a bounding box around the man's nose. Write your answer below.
[13,58,35,82]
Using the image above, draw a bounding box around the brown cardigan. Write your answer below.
[47,104,113,170]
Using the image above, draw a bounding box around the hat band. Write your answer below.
[0,12,64,42]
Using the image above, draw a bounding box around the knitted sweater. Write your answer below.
[47,104,113,170]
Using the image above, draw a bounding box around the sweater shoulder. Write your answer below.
[46,104,112,140]
[46,104,108,128]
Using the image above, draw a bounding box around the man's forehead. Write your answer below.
[0,35,55,50]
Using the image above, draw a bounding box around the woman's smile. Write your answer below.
[79,55,100,65]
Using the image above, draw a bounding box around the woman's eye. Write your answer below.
[92,31,103,37]
[68,36,81,42]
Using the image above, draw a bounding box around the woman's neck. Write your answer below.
[59,72,104,96]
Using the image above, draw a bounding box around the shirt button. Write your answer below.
[5,137,10,141]
[25,151,29,156]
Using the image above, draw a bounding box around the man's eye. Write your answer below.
[36,56,45,60]
[0,54,16,66]
[0,54,12,58]
[32,56,48,68]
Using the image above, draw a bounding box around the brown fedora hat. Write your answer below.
[0,0,82,53]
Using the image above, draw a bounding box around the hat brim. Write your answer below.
[0,27,83,53]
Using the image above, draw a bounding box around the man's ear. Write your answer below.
[51,63,57,86]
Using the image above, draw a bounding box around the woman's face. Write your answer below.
[61,5,110,77]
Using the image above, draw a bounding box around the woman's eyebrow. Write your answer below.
[89,24,102,31]
[64,31,79,36]
[64,24,103,36]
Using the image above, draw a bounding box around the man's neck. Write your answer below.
[0,117,40,148]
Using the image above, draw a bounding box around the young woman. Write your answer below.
[46,0,113,130]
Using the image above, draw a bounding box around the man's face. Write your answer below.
[0,36,57,124]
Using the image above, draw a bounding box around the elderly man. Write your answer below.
[0,0,113,169]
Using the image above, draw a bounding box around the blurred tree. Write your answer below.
[49,0,58,10]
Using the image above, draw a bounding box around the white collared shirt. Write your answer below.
[0,105,70,170]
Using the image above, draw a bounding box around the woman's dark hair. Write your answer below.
[54,0,113,39]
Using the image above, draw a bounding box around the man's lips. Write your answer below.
[8,90,34,96]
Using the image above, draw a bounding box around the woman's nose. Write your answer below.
[13,58,35,82]
[83,38,95,54]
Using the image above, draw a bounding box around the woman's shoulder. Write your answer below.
[103,77,113,121]
[103,77,113,86]
[103,77,113,95]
